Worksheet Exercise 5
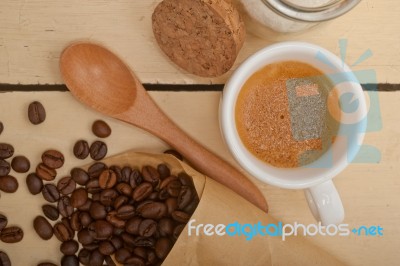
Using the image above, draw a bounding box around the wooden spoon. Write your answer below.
[59,43,268,212]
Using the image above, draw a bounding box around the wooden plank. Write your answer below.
[0,0,399,85]
[0,91,398,265]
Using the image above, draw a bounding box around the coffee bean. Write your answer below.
[157,163,171,179]
[159,175,178,190]
[164,149,183,160]
[88,162,107,178]
[89,201,107,220]
[61,255,79,266]
[73,140,90,160]
[41,149,64,169]
[0,226,24,243]
[132,182,153,202]
[126,256,145,266]
[77,229,94,245]
[115,182,132,196]
[137,202,167,220]
[89,141,107,161]
[54,222,73,242]
[115,248,131,264]
[171,210,190,223]
[125,217,141,235]
[0,175,18,193]
[70,188,88,208]
[78,248,91,265]
[0,160,11,177]
[28,101,46,125]
[178,185,194,210]
[33,215,53,240]
[100,189,118,206]
[158,218,174,236]
[167,180,182,197]
[155,237,172,259]
[0,143,14,159]
[89,249,104,266]
[0,122,3,135]
[172,224,185,240]
[142,165,160,187]
[78,198,92,212]
[92,120,112,138]
[183,195,200,213]
[138,219,157,237]
[57,176,76,195]
[133,236,155,247]
[99,169,117,189]
[116,205,135,220]
[60,239,79,255]
[42,184,60,203]
[70,211,82,231]
[42,204,59,221]
[11,155,30,173]
[26,173,43,195]
[61,217,75,237]
[129,169,142,188]
[98,240,116,255]
[89,220,113,240]
[58,196,74,218]
[106,211,125,229]
[70,167,89,185]
[36,163,57,181]
[133,247,147,259]
[0,214,8,231]
[0,251,11,266]
[86,178,101,194]
[120,166,131,183]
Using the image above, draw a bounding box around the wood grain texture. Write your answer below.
[0,0,399,85]
[0,91,398,265]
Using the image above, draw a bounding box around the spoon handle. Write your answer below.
[121,87,268,212]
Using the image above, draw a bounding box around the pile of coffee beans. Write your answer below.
[28,157,199,266]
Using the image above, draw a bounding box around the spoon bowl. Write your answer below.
[60,42,268,212]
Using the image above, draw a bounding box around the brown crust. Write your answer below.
[152,0,246,77]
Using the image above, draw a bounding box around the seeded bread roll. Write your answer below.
[152,0,246,77]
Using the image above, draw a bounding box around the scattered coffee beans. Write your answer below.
[0,175,18,193]
[92,120,112,138]
[33,215,54,240]
[0,251,11,266]
[89,141,107,161]
[73,140,90,160]
[11,155,30,173]
[0,143,14,159]
[28,101,46,125]
[26,173,44,195]
[42,150,65,169]
[0,226,24,243]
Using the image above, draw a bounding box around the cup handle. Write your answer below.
[304,180,344,225]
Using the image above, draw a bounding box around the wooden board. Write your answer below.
[0,0,399,85]
[0,91,399,265]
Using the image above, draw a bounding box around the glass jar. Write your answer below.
[235,0,361,36]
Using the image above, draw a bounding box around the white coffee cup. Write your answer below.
[220,42,367,225]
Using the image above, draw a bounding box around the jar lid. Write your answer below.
[262,0,361,22]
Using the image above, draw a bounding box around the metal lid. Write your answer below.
[262,0,361,22]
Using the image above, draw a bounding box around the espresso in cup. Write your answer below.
[235,61,340,168]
